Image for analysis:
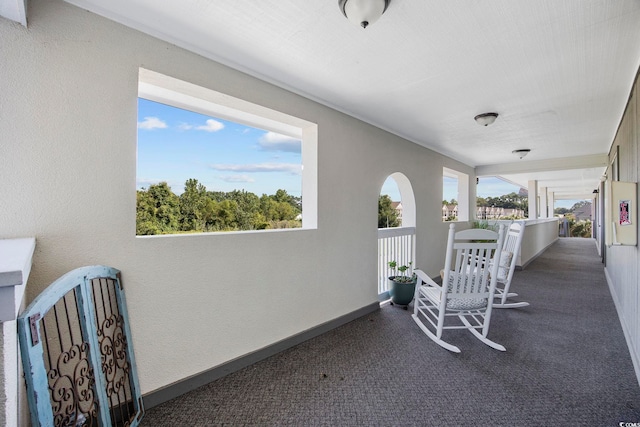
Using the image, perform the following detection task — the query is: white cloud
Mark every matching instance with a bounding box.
[219,174,255,183]
[196,119,224,132]
[176,119,223,132]
[138,117,168,130]
[258,132,301,153]
[211,163,302,175]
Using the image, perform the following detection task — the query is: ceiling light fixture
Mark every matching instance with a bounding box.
[339,0,390,29]
[512,149,531,159]
[474,112,499,126]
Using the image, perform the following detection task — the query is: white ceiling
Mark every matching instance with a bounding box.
[9,0,640,199]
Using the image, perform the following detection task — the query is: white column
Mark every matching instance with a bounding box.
[539,187,548,218]
[458,173,469,222]
[548,191,555,217]
[528,180,538,219]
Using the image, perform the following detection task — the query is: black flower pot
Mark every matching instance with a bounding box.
[388,276,417,306]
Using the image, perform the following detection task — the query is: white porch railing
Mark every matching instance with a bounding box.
[377,227,416,298]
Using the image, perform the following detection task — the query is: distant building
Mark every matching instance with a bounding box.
[573,202,592,221]
[391,201,403,225]
[477,206,526,219]
[442,204,458,220]
[445,204,526,221]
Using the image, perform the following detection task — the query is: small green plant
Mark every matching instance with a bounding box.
[470,220,500,243]
[388,261,416,283]
[472,220,498,231]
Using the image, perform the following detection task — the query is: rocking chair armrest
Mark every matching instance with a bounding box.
[414,269,440,289]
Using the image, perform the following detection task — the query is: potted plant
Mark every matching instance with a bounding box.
[472,220,498,231]
[388,261,417,308]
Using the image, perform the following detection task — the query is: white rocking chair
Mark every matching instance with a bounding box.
[491,222,529,309]
[412,223,506,353]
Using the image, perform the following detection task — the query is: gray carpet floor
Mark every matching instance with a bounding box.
[142,238,640,426]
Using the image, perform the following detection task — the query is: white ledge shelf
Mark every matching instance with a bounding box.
[0,238,36,322]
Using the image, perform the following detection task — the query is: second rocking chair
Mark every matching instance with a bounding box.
[491,221,529,308]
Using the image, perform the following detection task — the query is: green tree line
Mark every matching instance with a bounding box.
[137,179,301,235]
[380,191,531,228]
[477,192,528,211]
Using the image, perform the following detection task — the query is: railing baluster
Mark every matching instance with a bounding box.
[377,227,416,298]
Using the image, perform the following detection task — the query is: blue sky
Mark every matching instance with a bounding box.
[137,98,302,196]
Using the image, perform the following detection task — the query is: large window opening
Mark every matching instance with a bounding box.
[476,177,527,220]
[136,69,317,236]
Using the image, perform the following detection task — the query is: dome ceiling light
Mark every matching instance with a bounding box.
[474,112,499,126]
[338,0,390,29]
[512,149,531,159]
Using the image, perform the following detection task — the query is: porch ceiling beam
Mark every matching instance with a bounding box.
[475,154,608,176]
[0,0,27,26]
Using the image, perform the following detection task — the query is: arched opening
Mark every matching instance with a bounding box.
[379,173,416,228]
[378,173,417,300]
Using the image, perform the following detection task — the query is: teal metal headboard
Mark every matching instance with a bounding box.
[18,265,144,427]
